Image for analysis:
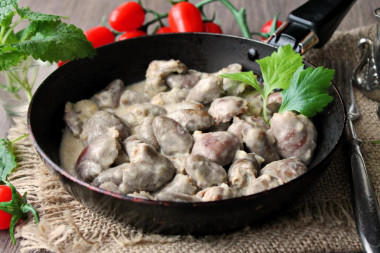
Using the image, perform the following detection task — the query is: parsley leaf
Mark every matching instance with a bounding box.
[0,138,17,182]
[279,66,335,117]
[221,44,304,123]
[220,44,335,122]
[13,21,95,63]
[0,0,96,70]
[256,44,303,98]
[1,11,15,27]
[0,50,26,70]
[0,0,17,25]
[17,7,65,22]
[220,71,263,97]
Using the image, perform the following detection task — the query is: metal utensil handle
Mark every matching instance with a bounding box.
[347,135,380,252]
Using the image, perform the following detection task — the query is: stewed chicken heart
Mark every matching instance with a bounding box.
[60,59,321,202]
[165,69,207,89]
[270,111,317,165]
[191,131,241,166]
[186,75,223,104]
[228,154,262,196]
[208,96,248,124]
[93,79,125,109]
[152,116,193,156]
[75,128,120,182]
[119,143,176,193]
[64,99,99,137]
[228,118,279,163]
[145,59,187,97]
[166,109,214,133]
[80,110,129,144]
[185,154,227,189]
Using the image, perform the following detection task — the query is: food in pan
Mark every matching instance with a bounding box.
[59,45,334,202]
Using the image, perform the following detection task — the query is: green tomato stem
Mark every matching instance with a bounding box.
[22,203,40,224]
[0,181,39,245]
[141,13,168,30]
[218,0,251,38]
[196,0,251,38]
[9,215,18,244]
[195,0,216,8]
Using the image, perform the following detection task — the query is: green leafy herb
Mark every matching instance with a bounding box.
[0,135,39,245]
[0,1,95,68]
[0,135,28,181]
[221,44,303,122]
[279,66,334,117]
[256,44,303,93]
[0,138,17,182]
[0,0,95,100]
[220,71,263,95]
[220,44,334,122]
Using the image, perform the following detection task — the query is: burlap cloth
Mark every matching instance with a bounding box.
[7,25,380,253]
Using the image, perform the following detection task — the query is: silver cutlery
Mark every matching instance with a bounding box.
[334,59,380,252]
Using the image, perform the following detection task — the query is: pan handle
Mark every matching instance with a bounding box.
[267,0,356,54]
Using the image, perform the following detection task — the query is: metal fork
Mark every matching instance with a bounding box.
[333,59,380,252]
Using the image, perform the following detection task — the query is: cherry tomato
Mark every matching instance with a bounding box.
[203,22,223,34]
[168,2,203,33]
[0,185,13,230]
[109,2,145,32]
[84,26,115,48]
[57,60,68,67]
[117,30,147,41]
[260,18,282,41]
[156,26,172,34]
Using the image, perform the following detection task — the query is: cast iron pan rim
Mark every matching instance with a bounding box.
[27,33,346,207]
[104,32,279,50]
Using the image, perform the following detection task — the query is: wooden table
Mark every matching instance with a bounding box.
[1,0,378,252]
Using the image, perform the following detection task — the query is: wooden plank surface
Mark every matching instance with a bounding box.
[1,0,378,252]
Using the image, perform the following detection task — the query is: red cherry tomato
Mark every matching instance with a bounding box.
[109,2,145,32]
[168,2,203,33]
[260,18,282,41]
[203,22,223,34]
[156,26,172,34]
[117,30,147,41]
[84,26,115,48]
[57,60,68,67]
[0,185,13,230]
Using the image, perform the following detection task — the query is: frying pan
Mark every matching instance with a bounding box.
[28,0,353,234]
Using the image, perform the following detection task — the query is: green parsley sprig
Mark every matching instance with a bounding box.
[221,44,334,123]
[0,0,95,101]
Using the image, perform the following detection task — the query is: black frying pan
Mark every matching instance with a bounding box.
[28,0,353,234]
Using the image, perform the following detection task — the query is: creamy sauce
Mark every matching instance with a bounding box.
[59,128,84,174]
[59,80,146,174]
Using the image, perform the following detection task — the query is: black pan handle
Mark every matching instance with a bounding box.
[268,0,356,53]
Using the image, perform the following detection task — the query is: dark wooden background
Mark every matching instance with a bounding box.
[1,0,378,252]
